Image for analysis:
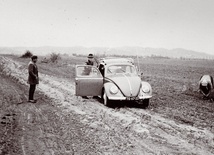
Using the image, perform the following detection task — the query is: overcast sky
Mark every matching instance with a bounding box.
[0,0,214,55]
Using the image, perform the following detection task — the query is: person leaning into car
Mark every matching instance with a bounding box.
[27,55,39,103]
[82,54,96,99]
[82,53,94,75]
[85,53,94,66]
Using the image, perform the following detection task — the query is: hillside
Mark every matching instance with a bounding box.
[0,46,213,59]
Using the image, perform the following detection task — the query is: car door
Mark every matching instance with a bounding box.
[75,65,103,96]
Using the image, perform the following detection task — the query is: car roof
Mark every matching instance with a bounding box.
[98,57,134,65]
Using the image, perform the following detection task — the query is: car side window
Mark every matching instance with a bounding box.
[76,66,102,77]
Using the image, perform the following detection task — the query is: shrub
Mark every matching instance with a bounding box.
[50,53,61,63]
[21,50,33,58]
[41,57,49,63]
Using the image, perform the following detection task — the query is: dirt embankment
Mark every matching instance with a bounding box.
[0,55,214,155]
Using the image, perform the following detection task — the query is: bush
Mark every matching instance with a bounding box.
[21,50,33,58]
[41,57,49,63]
[50,53,61,63]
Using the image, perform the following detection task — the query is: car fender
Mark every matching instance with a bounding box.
[140,81,152,98]
[103,82,124,99]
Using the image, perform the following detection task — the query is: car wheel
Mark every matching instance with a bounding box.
[138,99,149,108]
[103,90,111,107]
[142,99,149,108]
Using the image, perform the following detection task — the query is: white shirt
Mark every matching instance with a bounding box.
[199,75,212,87]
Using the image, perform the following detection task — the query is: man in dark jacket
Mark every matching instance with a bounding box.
[28,55,39,103]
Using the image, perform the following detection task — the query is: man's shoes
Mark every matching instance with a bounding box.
[82,96,88,99]
[28,100,36,103]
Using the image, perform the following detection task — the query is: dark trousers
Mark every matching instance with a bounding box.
[200,84,211,96]
[29,84,36,100]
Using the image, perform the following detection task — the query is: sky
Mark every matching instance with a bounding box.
[0,0,214,55]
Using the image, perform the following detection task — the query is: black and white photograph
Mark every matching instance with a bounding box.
[0,0,214,154]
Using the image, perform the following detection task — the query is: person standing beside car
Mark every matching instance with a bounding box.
[27,55,39,103]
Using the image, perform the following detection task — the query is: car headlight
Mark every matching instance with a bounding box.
[141,85,150,93]
[110,85,119,94]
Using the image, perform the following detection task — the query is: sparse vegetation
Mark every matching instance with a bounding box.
[41,57,49,63]
[20,50,33,58]
[150,54,170,59]
[50,52,61,63]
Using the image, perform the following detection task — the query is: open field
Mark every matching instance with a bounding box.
[140,58,214,128]
[1,54,214,154]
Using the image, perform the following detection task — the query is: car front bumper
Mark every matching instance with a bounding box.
[108,95,152,100]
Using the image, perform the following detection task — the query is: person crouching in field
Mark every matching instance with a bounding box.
[199,75,213,99]
[27,55,39,103]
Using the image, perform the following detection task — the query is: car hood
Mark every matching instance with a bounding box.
[106,74,141,97]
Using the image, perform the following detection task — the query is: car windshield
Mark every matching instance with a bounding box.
[107,65,137,75]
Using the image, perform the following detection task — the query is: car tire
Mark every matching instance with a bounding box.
[103,90,111,107]
[142,99,149,108]
[138,99,149,108]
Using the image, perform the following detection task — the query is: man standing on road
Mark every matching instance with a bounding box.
[27,55,39,103]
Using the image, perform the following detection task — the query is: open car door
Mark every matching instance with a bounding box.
[75,65,103,96]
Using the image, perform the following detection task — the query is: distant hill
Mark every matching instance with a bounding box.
[0,46,213,59]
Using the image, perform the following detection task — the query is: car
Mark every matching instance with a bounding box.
[75,57,152,107]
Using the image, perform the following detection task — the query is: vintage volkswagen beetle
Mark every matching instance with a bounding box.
[75,57,152,107]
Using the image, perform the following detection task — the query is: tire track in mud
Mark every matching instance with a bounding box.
[36,77,150,154]
[0,73,27,155]
[17,104,55,155]
[125,108,214,154]
[1,56,214,154]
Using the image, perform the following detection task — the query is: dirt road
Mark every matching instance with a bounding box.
[0,55,214,155]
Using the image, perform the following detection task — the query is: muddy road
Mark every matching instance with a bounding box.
[0,55,214,155]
